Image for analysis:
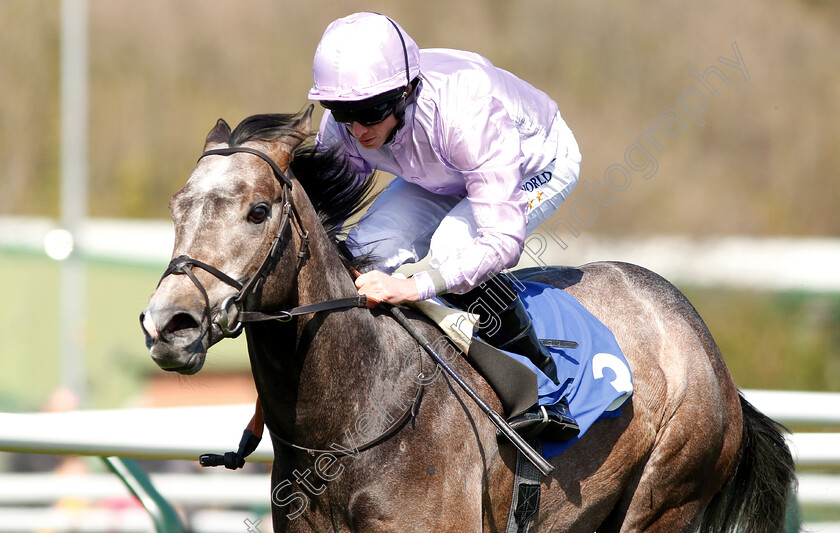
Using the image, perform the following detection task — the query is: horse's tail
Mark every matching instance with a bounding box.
[700,392,798,533]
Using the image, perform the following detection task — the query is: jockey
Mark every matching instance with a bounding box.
[309,12,582,441]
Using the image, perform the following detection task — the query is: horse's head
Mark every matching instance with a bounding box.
[139,108,313,374]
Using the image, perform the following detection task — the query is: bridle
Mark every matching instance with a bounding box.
[158,146,375,341]
[158,144,423,468]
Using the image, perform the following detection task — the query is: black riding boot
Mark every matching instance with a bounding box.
[440,275,580,441]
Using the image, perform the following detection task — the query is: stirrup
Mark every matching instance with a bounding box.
[504,401,580,442]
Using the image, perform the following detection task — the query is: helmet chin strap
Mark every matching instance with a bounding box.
[385,78,417,145]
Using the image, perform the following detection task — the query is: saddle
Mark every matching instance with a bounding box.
[406,300,540,419]
[407,297,580,438]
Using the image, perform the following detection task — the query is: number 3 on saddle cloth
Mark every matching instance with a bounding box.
[516,281,633,459]
[425,280,633,461]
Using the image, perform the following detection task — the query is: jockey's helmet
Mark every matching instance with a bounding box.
[309,13,420,124]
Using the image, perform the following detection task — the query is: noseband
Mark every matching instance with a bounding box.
[157,146,310,340]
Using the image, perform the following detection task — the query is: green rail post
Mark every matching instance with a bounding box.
[101,456,184,533]
[785,490,803,533]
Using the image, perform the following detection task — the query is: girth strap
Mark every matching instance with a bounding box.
[505,440,543,533]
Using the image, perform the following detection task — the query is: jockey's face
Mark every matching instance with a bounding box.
[346,113,399,150]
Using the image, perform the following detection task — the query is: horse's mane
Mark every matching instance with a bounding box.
[228,112,378,270]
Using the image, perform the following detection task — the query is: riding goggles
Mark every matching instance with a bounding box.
[330,100,399,126]
[321,86,407,126]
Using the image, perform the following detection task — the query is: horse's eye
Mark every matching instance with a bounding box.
[248,205,269,224]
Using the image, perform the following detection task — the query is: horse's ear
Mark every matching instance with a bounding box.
[272,106,314,166]
[293,105,314,139]
[203,118,231,152]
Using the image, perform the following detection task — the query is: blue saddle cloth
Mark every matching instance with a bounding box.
[504,281,633,460]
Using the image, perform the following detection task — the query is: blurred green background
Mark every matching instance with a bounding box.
[0,0,839,411]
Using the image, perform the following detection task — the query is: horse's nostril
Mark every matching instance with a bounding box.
[162,312,201,339]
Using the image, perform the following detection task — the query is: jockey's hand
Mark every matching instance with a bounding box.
[355,270,419,305]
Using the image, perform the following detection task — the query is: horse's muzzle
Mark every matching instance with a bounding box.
[140,307,209,374]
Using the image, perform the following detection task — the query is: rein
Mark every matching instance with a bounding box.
[199,261,424,467]
[265,370,425,458]
[201,374,424,468]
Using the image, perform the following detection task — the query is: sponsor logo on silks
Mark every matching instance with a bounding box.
[521,170,553,193]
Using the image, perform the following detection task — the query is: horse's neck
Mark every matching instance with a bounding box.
[247,203,416,447]
[287,182,358,304]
